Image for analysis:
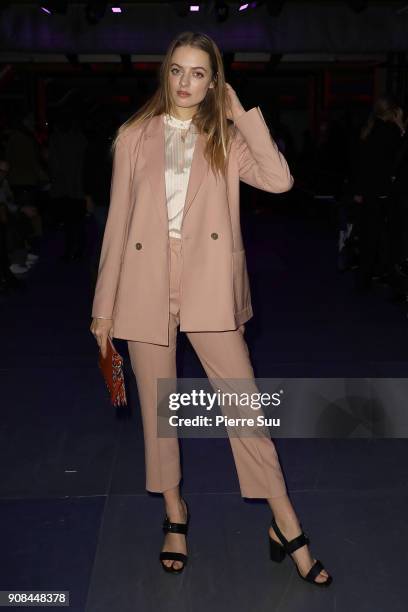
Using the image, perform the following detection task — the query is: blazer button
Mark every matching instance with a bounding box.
[211,232,218,240]
[135,242,142,250]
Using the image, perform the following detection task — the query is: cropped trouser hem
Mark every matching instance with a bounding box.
[146,477,182,494]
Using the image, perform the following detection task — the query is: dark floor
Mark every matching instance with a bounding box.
[1,198,407,611]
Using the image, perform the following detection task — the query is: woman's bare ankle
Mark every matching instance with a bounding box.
[163,488,186,520]
[271,513,302,540]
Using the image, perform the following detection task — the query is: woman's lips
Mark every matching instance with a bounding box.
[177,91,191,97]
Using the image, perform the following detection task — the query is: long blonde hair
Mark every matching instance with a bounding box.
[111,31,233,178]
[361,94,400,141]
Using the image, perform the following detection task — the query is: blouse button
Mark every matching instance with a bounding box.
[211,232,218,240]
[135,242,142,250]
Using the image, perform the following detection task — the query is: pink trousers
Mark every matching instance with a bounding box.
[127,236,288,498]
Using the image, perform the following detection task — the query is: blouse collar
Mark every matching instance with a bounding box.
[164,113,193,130]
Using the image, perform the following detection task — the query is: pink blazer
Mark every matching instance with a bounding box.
[91,106,294,345]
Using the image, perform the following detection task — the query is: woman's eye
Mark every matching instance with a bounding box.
[170,68,204,78]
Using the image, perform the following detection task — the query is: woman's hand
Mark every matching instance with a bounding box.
[90,317,113,359]
[225,83,246,123]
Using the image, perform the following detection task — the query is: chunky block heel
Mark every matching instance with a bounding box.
[269,535,286,562]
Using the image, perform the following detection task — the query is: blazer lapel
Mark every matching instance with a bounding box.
[182,131,207,224]
[144,113,207,231]
[144,115,168,230]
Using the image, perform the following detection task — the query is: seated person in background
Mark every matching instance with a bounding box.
[0,159,41,274]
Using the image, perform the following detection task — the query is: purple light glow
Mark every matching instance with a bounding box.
[190,5,200,11]
[40,6,52,14]
[239,3,249,11]
[112,6,122,13]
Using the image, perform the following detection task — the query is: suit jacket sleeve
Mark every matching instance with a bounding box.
[91,133,133,319]
[232,106,294,193]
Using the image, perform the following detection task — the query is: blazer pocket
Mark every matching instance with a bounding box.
[232,249,251,314]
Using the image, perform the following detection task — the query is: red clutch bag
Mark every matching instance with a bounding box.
[98,336,127,406]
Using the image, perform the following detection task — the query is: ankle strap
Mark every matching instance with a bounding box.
[270,517,310,553]
[285,532,310,554]
[163,517,189,535]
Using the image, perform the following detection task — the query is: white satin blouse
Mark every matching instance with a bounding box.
[163,112,198,239]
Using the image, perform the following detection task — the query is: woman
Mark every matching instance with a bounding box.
[90,31,332,586]
[353,94,405,289]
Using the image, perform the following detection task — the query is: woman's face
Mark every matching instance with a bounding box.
[168,45,215,115]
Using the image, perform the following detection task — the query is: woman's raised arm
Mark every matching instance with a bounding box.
[232,106,294,194]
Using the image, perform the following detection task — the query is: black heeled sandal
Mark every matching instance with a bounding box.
[159,499,190,574]
[269,516,333,587]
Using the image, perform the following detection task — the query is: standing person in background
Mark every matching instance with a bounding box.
[48,112,88,261]
[352,94,405,290]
